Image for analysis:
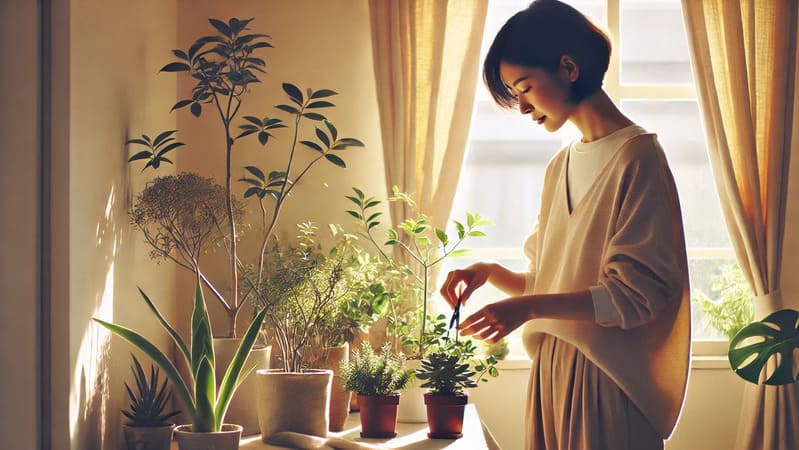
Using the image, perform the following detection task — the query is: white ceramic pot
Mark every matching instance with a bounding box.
[173,424,242,450]
[396,359,427,423]
[255,369,333,441]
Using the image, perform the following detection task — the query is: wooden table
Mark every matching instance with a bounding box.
[170,404,496,449]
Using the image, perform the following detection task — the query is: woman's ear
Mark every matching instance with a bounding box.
[560,55,579,82]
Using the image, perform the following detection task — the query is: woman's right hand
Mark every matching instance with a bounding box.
[439,262,496,309]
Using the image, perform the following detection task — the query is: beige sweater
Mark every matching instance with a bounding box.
[521,133,691,438]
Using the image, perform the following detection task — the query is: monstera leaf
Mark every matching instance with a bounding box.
[728,309,799,385]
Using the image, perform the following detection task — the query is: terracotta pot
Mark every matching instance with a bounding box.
[173,424,242,450]
[357,394,400,438]
[424,392,468,439]
[396,359,426,423]
[306,343,351,432]
[122,424,174,450]
[255,369,333,441]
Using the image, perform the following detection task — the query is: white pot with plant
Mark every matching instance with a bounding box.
[95,281,267,450]
[345,186,491,421]
[125,15,364,434]
[121,354,180,450]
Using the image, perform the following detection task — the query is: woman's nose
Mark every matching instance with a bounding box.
[519,100,533,115]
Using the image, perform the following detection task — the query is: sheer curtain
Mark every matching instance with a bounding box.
[368,0,488,272]
[681,1,799,448]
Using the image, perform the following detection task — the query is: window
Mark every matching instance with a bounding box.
[439,0,735,357]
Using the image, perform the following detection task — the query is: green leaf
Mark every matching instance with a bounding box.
[258,131,270,146]
[171,99,193,112]
[728,309,799,385]
[300,140,323,153]
[345,210,362,220]
[276,104,299,115]
[126,138,150,146]
[215,307,268,429]
[310,89,338,99]
[448,249,472,258]
[208,18,232,37]
[307,101,335,109]
[282,83,303,105]
[243,115,262,126]
[435,228,448,246]
[190,281,214,378]
[244,165,266,182]
[194,356,216,432]
[324,120,338,141]
[302,112,326,121]
[160,62,191,73]
[136,287,191,369]
[190,102,202,117]
[325,153,346,168]
[157,141,185,156]
[315,128,330,148]
[467,230,487,237]
[128,150,152,162]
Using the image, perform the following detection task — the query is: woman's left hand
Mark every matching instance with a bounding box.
[458,296,535,343]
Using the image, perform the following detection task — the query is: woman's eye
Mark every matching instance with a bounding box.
[520,87,531,94]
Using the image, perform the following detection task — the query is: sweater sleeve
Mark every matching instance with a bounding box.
[522,224,538,295]
[595,146,687,329]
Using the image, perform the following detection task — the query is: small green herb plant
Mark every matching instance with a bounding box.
[123,354,180,427]
[346,186,491,358]
[340,342,413,396]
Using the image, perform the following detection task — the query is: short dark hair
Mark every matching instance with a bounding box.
[483,0,612,108]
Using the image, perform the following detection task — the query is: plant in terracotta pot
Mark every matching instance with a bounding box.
[121,354,180,450]
[94,280,267,450]
[340,342,413,438]
[125,15,364,433]
[346,187,491,422]
[415,337,498,439]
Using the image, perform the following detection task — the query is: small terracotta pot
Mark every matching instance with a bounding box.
[357,394,400,438]
[122,424,174,450]
[173,424,242,450]
[424,392,468,439]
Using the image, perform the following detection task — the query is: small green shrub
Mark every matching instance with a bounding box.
[122,354,180,427]
[693,263,754,340]
[340,342,413,396]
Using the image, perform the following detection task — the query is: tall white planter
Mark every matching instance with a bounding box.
[255,369,333,442]
[396,359,426,423]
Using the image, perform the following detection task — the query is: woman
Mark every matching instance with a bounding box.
[439,1,691,449]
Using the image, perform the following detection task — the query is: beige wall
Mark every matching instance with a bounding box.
[173,0,386,337]
[0,1,41,449]
[66,0,177,449]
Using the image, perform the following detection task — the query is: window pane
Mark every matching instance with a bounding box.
[620,100,731,248]
[619,0,694,84]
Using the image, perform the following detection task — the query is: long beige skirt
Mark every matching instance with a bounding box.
[525,334,663,450]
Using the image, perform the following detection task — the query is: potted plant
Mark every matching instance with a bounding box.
[126,15,364,432]
[415,338,498,439]
[340,342,413,438]
[94,280,267,450]
[254,223,354,440]
[121,354,180,450]
[346,186,491,421]
[692,263,754,340]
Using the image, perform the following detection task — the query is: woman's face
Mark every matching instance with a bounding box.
[499,60,575,132]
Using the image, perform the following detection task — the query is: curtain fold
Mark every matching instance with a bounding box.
[368,0,488,295]
[681,1,799,448]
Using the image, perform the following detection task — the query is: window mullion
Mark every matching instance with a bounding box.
[605,0,621,102]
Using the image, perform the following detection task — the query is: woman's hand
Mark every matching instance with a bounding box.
[458,296,535,343]
[439,262,497,309]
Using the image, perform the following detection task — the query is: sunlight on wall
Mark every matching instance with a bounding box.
[69,187,119,444]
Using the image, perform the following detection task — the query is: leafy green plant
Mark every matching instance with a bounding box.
[126,17,365,338]
[258,223,356,372]
[122,354,180,427]
[94,280,267,432]
[415,330,499,396]
[728,309,799,385]
[693,263,754,340]
[345,186,491,357]
[340,342,413,396]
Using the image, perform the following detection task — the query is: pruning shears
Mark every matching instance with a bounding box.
[445,295,463,343]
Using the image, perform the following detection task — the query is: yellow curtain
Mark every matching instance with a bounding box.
[368,0,488,265]
[681,1,799,448]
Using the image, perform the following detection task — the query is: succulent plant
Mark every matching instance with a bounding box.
[122,354,180,427]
